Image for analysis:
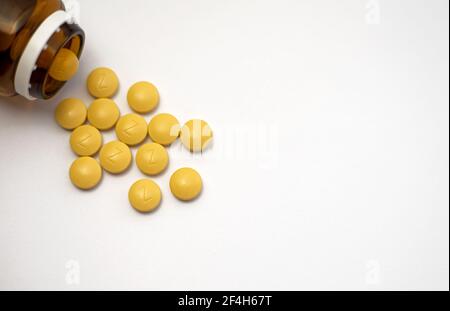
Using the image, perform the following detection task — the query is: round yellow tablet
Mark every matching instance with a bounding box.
[87,67,119,98]
[87,98,120,130]
[69,157,102,190]
[115,113,148,146]
[99,140,132,174]
[70,125,102,156]
[128,179,162,213]
[136,143,169,176]
[127,81,159,113]
[148,113,180,145]
[180,119,213,152]
[55,98,87,130]
[48,48,79,81]
[169,167,203,201]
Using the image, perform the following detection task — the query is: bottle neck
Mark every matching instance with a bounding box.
[14,11,85,100]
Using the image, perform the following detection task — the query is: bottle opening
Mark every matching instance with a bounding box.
[30,22,84,99]
[0,0,85,100]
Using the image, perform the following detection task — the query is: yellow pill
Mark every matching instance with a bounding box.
[55,98,87,130]
[136,143,169,176]
[115,113,148,146]
[69,157,102,190]
[48,48,79,81]
[148,113,180,145]
[70,125,102,156]
[127,81,159,113]
[128,179,162,213]
[87,98,120,130]
[180,119,213,152]
[87,67,119,98]
[169,167,203,201]
[99,141,132,174]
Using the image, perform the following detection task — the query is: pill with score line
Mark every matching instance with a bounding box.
[115,113,148,146]
[99,140,132,174]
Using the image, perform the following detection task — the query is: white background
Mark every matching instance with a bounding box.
[0,0,448,290]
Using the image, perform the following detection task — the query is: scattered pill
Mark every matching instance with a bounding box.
[55,98,87,130]
[87,67,119,98]
[180,119,213,152]
[99,140,132,174]
[48,48,79,81]
[148,113,180,145]
[57,68,211,211]
[127,81,159,113]
[69,157,102,190]
[169,167,203,201]
[87,98,120,130]
[136,143,169,176]
[128,179,162,213]
[115,113,148,146]
[70,125,102,156]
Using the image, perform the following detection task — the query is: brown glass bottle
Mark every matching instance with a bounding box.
[0,0,84,100]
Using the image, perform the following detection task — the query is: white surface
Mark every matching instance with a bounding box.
[14,10,72,100]
[0,0,448,290]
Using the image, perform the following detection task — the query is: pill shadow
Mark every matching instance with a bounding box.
[141,161,170,178]
[130,195,164,215]
[102,158,134,176]
[0,94,55,116]
[128,136,152,149]
[172,186,204,205]
[71,172,104,192]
